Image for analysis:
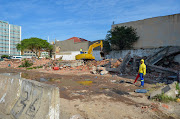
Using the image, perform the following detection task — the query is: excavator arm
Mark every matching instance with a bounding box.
[88,40,103,54]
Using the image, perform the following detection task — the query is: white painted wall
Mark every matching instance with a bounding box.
[56,51,80,60]
[56,50,103,61]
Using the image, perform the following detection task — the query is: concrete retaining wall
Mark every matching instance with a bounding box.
[0,74,60,119]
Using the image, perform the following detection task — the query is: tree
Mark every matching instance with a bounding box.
[1,55,9,58]
[16,37,53,58]
[16,43,26,55]
[102,40,111,54]
[106,26,139,50]
[45,44,54,57]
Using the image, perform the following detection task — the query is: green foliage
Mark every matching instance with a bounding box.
[26,66,43,70]
[106,26,139,50]
[45,56,51,59]
[103,40,111,53]
[152,93,176,103]
[176,82,180,97]
[1,55,9,58]
[19,60,33,67]
[176,82,180,90]
[45,44,54,57]
[16,37,53,58]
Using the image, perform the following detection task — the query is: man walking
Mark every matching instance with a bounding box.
[138,59,146,87]
[134,59,146,87]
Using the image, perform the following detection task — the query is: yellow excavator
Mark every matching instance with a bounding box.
[75,40,104,60]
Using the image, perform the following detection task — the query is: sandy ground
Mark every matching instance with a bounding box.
[0,68,180,119]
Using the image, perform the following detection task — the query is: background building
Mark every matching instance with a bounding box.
[112,14,180,49]
[54,37,89,60]
[23,50,36,56]
[54,37,103,60]
[0,20,21,56]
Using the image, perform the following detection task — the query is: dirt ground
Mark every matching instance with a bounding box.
[0,68,180,119]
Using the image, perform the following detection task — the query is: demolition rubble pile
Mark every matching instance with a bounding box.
[87,46,180,82]
[0,58,21,68]
[0,47,179,81]
[42,58,123,74]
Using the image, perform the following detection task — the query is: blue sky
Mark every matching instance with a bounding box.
[0,0,179,42]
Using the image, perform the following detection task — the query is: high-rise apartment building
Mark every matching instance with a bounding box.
[0,20,21,56]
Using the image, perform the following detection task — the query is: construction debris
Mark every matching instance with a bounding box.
[150,81,178,99]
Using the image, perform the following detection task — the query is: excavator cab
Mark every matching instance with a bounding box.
[81,51,88,54]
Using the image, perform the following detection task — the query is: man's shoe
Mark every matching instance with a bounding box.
[139,85,144,88]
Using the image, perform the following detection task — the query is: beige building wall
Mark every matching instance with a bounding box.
[112,14,180,49]
[55,40,89,55]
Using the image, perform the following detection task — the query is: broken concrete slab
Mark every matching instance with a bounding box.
[106,51,131,74]
[97,66,106,71]
[148,64,178,74]
[100,71,108,75]
[146,46,170,65]
[150,81,178,99]
[146,46,180,65]
[118,51,131,74]
[0,74,60,119]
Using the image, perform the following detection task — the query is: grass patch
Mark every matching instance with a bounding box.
[152,93,177,103]
[145,83,165,97]
[19,60,33,67]
[26,66,43,70]
[176,82,180,97]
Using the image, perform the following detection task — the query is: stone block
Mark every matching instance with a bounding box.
[150,81,177,99]
[100,71,108,75]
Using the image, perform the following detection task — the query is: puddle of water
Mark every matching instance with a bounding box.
[77,81,93,85]
[49,78,61,82]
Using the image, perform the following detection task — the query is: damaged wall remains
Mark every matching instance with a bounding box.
[105,48,163,59]
[112,14,180,49]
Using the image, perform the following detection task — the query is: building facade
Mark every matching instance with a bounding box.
[0,20,21,56]
[54,37,90,60]
[112,14,180,49]
[54,37,103,60]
